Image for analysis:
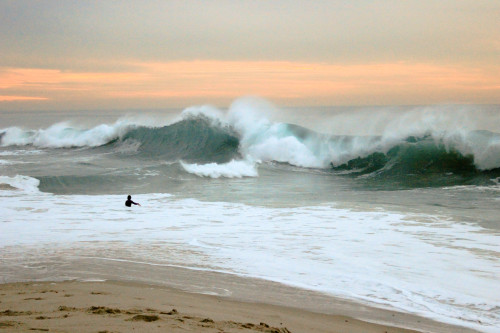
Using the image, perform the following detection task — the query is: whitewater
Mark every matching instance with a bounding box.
[1,99,499,332]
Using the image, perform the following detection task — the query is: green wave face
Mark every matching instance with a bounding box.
[331,135,500,188]
[120,116,241,163]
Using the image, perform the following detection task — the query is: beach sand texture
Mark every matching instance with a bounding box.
[0,280,428,333]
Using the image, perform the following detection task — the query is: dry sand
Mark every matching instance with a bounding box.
[0,280,477,333]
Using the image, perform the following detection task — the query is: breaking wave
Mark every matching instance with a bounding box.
[1,99,500,185]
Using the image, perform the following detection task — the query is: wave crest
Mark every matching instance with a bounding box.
[2,99,500,187]
[0,121,132,148]
[181,160,258,178]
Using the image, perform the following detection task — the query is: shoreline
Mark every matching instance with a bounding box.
[0,257,481,333]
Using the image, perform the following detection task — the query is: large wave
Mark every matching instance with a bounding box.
[0,112,240,164]
[118,115,240,163]
[2,99,500,185]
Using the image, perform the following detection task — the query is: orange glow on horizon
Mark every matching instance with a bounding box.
[0,95,49,102]
[1,61,499,107]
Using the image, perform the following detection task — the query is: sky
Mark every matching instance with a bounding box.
[0,0,499,110]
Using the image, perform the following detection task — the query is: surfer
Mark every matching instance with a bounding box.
[125,195,141,207]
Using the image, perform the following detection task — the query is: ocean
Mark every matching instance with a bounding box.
[1,99,499,332]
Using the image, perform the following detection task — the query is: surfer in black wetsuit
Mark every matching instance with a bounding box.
[125,195,141,207]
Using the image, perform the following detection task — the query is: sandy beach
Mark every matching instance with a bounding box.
[0,279,479,333]
[0,254,482,333]
[0,280,422,333]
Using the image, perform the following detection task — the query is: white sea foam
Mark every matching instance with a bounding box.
[225,99,326,168]
[0,149,44,156]
[245,133,322,168]
[0,159,32,166]
[0,151,18,156]
[0,120,132,148]
[0,175,41,194]
[181,160,258,178]
[0,183,498,332]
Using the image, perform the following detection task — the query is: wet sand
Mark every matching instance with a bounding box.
[0,280,419,333]
[0,279,479,333]
[0,256,481,333]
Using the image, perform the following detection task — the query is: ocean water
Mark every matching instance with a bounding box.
[1,99,499,332]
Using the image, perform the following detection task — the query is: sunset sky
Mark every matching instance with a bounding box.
[1,1,499,110]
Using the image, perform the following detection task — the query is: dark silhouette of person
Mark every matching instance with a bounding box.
[125,195,141,207]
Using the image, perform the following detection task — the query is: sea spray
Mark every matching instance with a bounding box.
[227,99,328,168]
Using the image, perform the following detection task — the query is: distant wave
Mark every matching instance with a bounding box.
[0,121,131,148]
